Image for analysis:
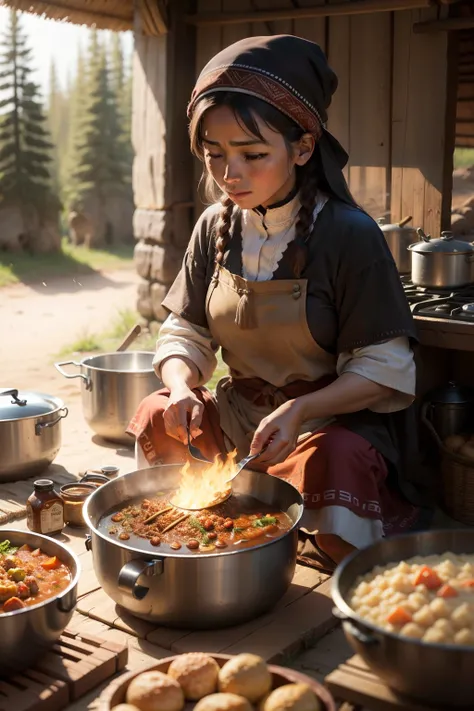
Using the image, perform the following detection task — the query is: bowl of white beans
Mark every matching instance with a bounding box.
[332,529,474,707]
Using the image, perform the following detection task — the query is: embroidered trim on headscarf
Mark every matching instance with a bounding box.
[188,66,323,138]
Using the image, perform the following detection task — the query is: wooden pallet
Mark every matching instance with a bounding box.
[325,655,453,711]
[0,628,128,711]
[77,565,336,662]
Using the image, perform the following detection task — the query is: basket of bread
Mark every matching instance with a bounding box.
[422,403,474,525]
[98,652,336,711]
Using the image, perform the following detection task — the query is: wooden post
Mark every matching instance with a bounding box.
[132,0,197,325]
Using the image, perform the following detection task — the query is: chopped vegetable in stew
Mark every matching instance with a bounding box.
[0,541,71,613]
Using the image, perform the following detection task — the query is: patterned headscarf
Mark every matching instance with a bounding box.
[188,35,355,205]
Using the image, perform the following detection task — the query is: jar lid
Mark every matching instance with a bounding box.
[0,389,61,421]
[60,483,96,501]
[428,381,474,404]
[34,479,54,492]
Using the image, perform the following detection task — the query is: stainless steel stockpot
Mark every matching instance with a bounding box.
[55,351,160,445]
[83,464,304,629]
[0,388,68,482]
[408,230,474,288]
[0,529,80,676]
[332,529,474,707]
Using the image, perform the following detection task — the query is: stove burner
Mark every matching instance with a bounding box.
[402,278,474,322]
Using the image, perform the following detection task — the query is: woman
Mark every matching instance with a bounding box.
[128,35,420,567]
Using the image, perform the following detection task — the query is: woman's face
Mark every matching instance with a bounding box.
[201,105,314,209]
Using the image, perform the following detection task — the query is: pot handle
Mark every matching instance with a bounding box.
[35,407,68,436]
[420,402,444,448]
[118,558,164,600]
[0,389,27,406]
[54,361,90,387]
[332,608,379,647]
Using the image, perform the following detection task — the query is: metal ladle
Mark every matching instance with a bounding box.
[170,429,269,510]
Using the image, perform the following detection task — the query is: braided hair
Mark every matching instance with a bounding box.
[214,195,234,268]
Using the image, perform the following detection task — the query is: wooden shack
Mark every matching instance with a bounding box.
[7,0,473,324]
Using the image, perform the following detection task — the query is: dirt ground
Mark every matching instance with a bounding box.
[1,267,143,478]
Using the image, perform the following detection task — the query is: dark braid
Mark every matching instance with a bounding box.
[292,159,321,278]
[214,196,234,267]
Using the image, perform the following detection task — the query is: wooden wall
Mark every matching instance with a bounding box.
[194,1,454,236]
[456,30,474,149]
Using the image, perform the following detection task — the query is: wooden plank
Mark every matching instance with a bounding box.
[390,7,449,235]
[327,14,351,180]
[222,579,337,662]
[294,0,327,57]
[326,655,444,711]
[0,629,128,711]
[348,12,391,219]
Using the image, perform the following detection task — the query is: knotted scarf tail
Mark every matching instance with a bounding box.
[235,289,256,329]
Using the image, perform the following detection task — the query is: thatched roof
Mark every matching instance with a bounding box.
[2,0,168,34]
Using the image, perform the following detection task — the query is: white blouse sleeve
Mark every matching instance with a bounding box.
[336,336,416,413]
[153,313,219,386]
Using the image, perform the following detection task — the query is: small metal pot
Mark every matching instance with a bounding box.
[408,230,474,288]
[332,529,474,707]
[421,381,474,441]
[83,465,303,628]
[55,352,160,446]
[0,529,80,676]
[376,215,418,273]
[0,388,68,482]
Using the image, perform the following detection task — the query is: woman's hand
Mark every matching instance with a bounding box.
[163,386,204,444]
[249,399,304,466]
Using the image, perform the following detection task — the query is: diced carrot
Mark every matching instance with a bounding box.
[3,596,25,612]
[460,579,474,589]
[40,556,60,570]
[437,583,458,598]
[413,565,442,590]
[386,606,413,626]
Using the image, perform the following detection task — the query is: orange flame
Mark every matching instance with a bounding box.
[172,450,238,510]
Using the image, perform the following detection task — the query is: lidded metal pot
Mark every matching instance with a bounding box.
[408,229,474,288]
[376,215,418,273]
[422,381,474,441]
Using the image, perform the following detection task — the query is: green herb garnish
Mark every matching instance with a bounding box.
[189,517,210,545]
[0,540,18,555]
[252,516,277,528]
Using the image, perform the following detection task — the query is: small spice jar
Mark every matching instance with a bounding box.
[26,479,64,536]
[80,472,110,487]
[59,483,96,527]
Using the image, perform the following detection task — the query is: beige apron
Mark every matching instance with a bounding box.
[205,264,337,458]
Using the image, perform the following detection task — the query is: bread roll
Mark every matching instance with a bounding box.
[218,653,272,703]
[126,670,184,711]
[194,692,253,711]
[168,652,219,699]
[444,434,468,452]
[260,683,321,711]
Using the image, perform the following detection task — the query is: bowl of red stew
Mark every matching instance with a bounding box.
[0,529,81,676]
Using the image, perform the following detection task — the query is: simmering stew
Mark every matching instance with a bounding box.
[0,540,71,613]
[99,492,293,554]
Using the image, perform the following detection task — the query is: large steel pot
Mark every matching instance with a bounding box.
[376,215,418,273]
[0,388,68,482]
[83,465,304,629]
[0,529,80,676]
[55,352,160,446]
[408,230,474,288]
[332,529,474,707]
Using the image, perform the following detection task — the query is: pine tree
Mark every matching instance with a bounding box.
[0,10,55,210]
[109,34,133,182]
[68,29,128,210]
